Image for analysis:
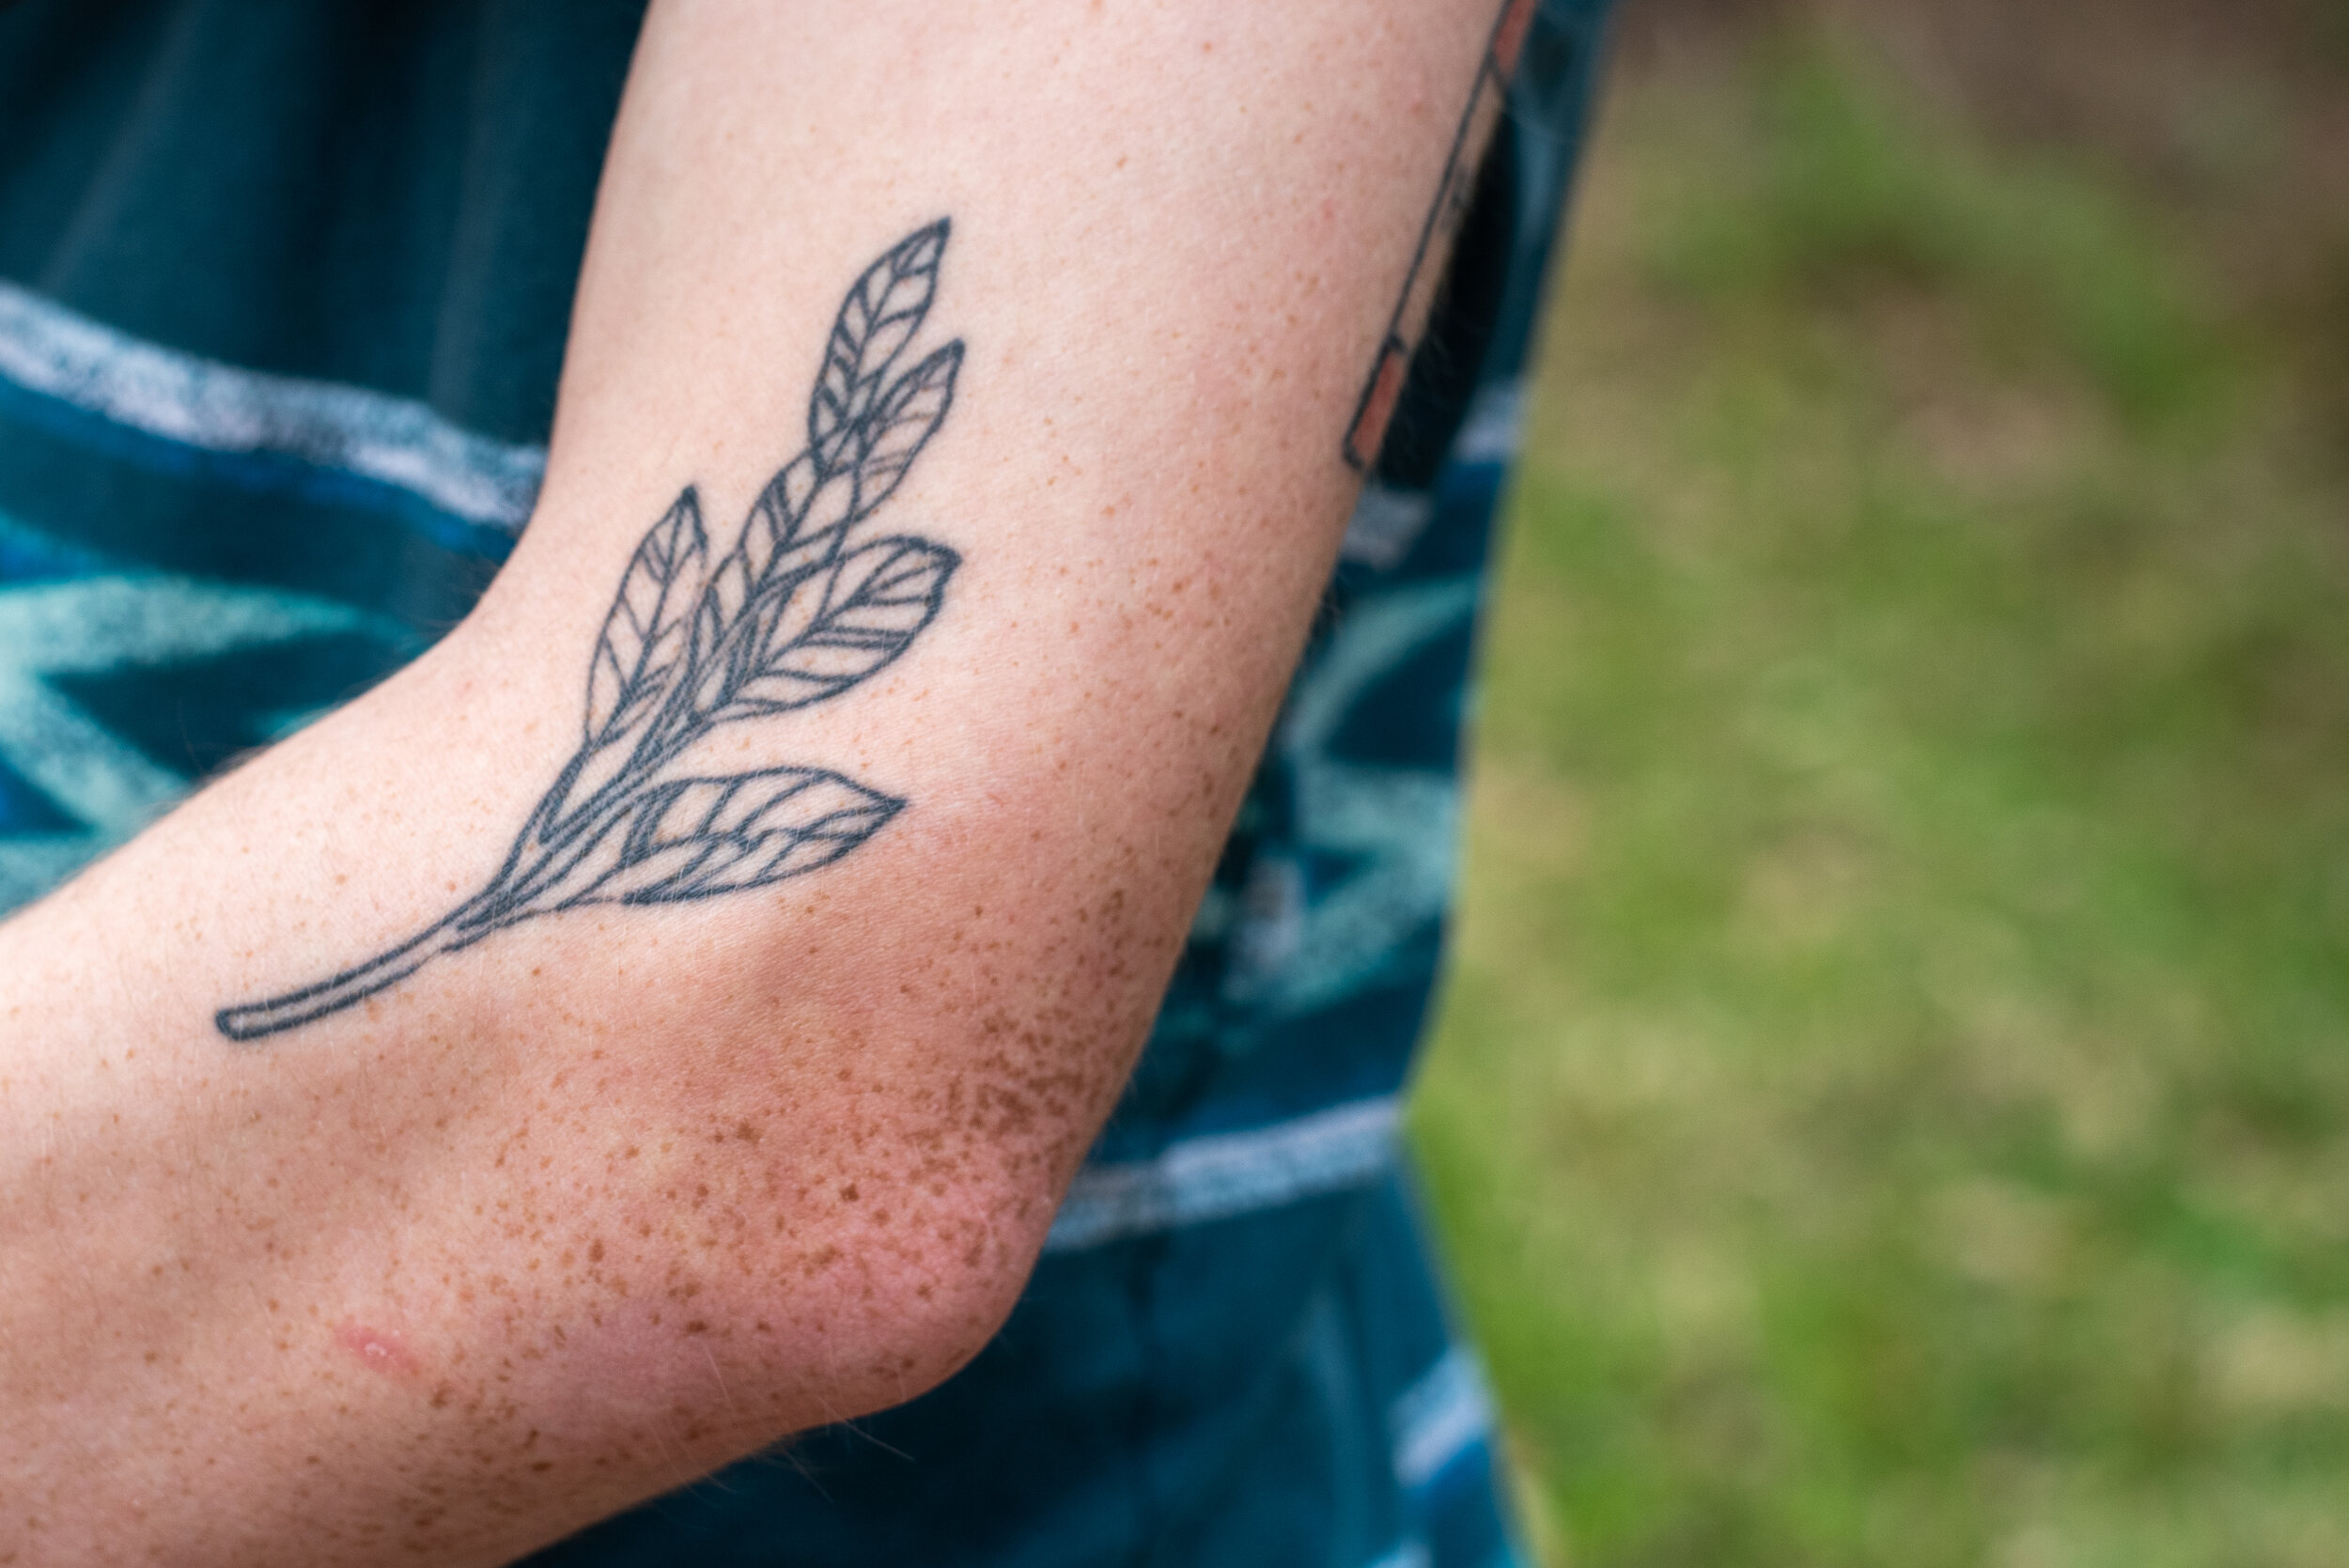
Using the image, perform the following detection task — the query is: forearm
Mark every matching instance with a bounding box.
[3,613,1110,1556]
[0,0,1506,1560]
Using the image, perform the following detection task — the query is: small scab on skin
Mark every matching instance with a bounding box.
[334,1320,424,1377]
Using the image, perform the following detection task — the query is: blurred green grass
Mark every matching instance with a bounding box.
[1409,13,2349,1567]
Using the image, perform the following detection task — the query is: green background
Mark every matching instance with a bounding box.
[1411,2,2349,1562]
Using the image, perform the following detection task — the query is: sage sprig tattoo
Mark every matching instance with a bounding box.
[217,222,965,1042]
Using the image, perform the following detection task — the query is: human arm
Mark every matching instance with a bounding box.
[0,2,1512,1560]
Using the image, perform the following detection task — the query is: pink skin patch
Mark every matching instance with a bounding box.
[1491,0,1540,81]
[334,1320,423,1377]
[1346,343,1410,469]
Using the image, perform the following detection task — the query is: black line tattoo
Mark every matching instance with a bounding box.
[1343,0,1537,470]
[217,222,965,1041]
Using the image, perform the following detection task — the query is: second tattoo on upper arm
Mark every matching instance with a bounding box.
[1343,0,1536,470]
[216,222,965,1042]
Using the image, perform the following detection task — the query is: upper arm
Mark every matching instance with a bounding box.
[418,0,1509,1362]
[0,3,1517,1560]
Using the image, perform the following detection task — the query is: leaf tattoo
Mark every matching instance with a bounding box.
[217,222,964,1042]
[586,487,708,747]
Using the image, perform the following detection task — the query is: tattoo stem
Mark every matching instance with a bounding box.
[215,908,482,1040]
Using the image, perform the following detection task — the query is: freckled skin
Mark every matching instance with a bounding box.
[0,0,1504,1560]
[199,822,1202,1560]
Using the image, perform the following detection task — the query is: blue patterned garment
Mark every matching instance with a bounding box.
[0,2,1613,1562]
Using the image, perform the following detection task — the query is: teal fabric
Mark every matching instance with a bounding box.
[0,2,1613,1561]
[0,0,643,443]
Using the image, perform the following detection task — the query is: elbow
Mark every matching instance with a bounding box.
[555,937,1141,1433]
[509,1014,1091,1446]
[417,856,1159,1452]
[565,1164,1053,1444]
[734,1166,1055,1425]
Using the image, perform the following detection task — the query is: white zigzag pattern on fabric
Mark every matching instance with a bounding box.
[1450,380,1527,467]
[0,574,387,908]
[1043,1096,1400,1252]
[1390,1344,1497,1491]
[0,281,544,529]
[1224,577,1481,1021]
[1359,1347,1503,1568]
[1364,1540,1434,1568]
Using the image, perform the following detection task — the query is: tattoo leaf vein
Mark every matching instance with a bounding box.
[216,221,964,1042]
